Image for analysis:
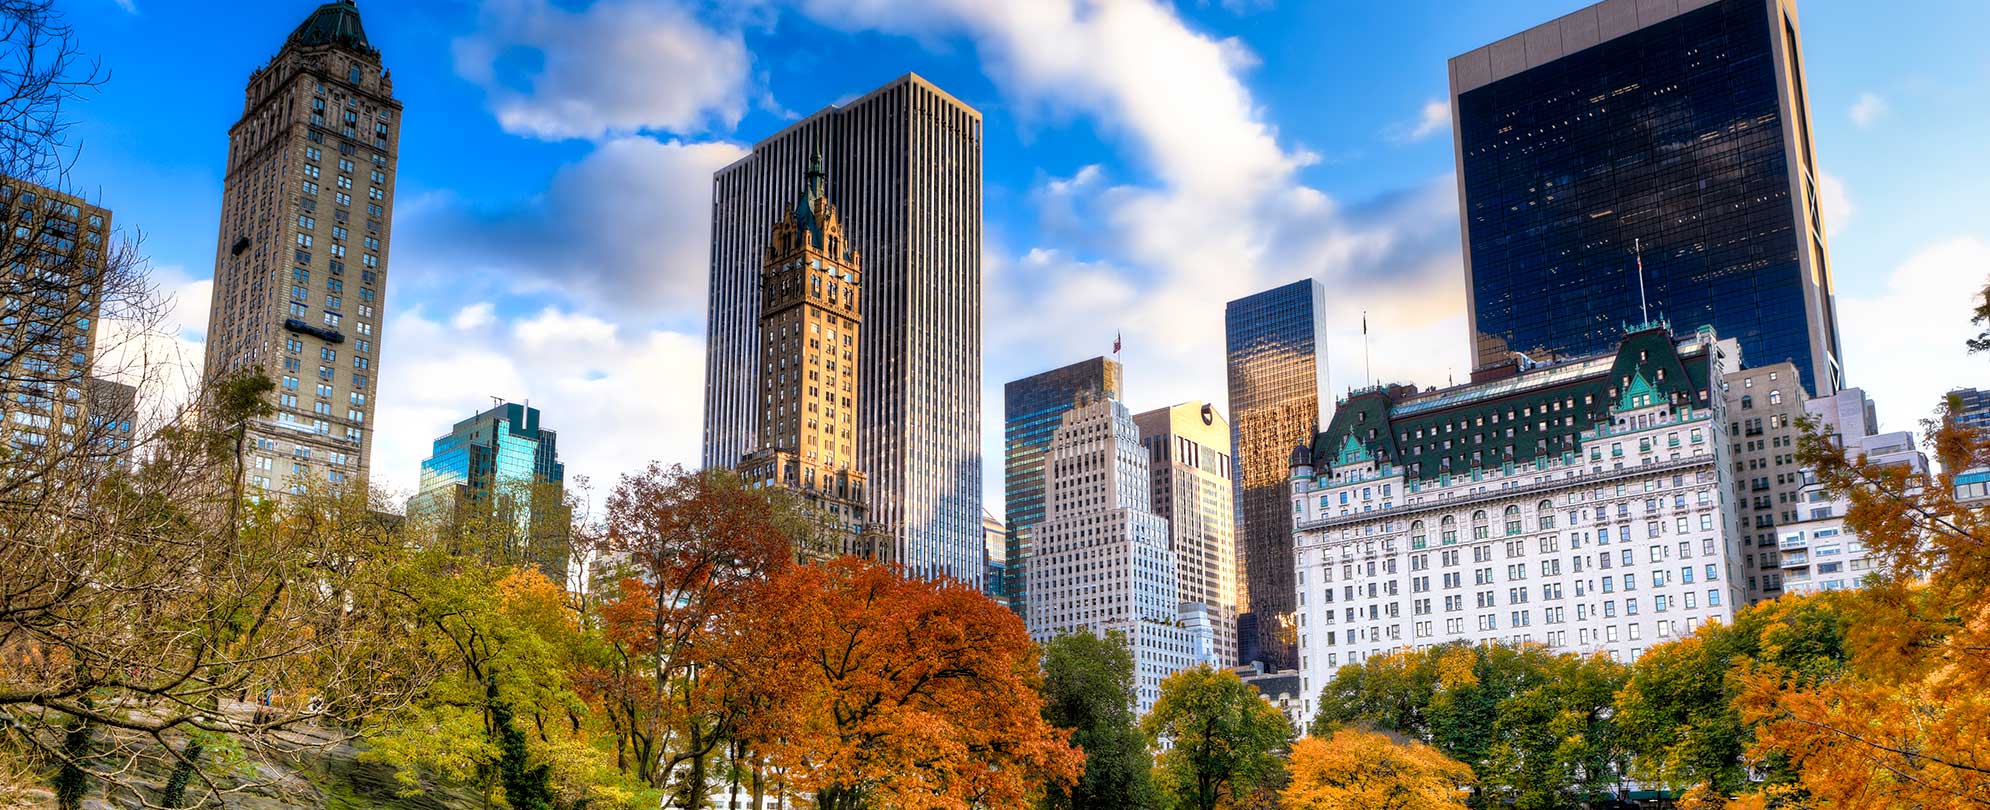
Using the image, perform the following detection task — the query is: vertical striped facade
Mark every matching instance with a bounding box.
[703,74,984,586]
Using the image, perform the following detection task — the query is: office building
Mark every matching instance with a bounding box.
[734,155,889,564]
[1289,325,1745,726]
[1450,0,1842,397]
[410,401,568,580]
[1134,401,1242,665]
[1949,387,1990,434]
[702,73,983,585]
[1002,357,1123,618]
[1773,387,1926,594]
[203,0,398,493]
[1721,362,1809,601]
[982,510,1007,601]
[1225,279,1329,670]
[86,378,138,468]
[1027,397,1217,714]
[0,179,111,460]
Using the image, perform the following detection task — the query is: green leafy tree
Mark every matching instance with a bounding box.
[1144,666,1292,810]
[1616,593,1849,799]
[1312,643,1628,809]
[1039,629,1157,810]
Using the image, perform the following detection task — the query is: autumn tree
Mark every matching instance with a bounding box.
[591,464,799,806]
[1722,378,1990,807]
[1282,729,1473,810]
[737,557,1082,809]
[1144,665,1292,810]
[1615,593,1848,800]
[1311,643,1628,809]
[1038,628,1157,810]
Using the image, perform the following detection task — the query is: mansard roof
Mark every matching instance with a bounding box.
[288,0,375,56]
[1310,325,1717,483]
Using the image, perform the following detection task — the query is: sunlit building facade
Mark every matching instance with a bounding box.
[0,179,111,460]
[1134,401,1242,666]
[1027,397,1217,714]
[1290,325,1747,726]
[703,73,983,585]
[734,154,890,564]
[203,0,398,493]
[1450,0,1842,397]
[1002,356,1122,618]
[1225,279,1329,669]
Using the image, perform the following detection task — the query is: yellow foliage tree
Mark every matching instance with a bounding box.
[1281,729,1473,810]
[1729,368,1990,805]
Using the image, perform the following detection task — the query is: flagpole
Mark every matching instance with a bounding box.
[1635,237,1650,325]
[1362,309,1372,389]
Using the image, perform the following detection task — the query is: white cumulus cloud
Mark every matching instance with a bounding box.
[1391,99,1451,143]
[395,137,748,320]
[1837,237,1990,447]
[1849,92,1888,128]
[371,306,707,506]
[454,0,752,141]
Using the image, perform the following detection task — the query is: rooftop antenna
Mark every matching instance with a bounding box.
[1634,237,1650,325]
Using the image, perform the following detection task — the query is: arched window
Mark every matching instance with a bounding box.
[1538,500,1556,530]
[1441,515,1458,546]
[1410,520,1427,549]
[1769,390,1782,405]
[1471,510,1489,540]
[1504,505,1523,536]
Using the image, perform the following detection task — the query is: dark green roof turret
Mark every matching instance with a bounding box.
[288,0,375,56]
[792,149,829,247]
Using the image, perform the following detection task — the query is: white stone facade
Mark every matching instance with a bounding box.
[1027,398,1216,714]
[1289,331,1748,727]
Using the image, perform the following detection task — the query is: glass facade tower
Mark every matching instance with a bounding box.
[1449,0,1841,398]
[1002,356,1122,619]
[703,73,983,586]
[1225,279,1329,670]
[410,402,568,580]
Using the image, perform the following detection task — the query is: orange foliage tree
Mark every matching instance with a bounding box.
[590,464,798,806]
[1282,728,1473,810]
[1728,390,1990,806]
[733,557,1082,809]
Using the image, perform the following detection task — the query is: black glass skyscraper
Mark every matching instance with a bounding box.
[1450,0,1841,397]
[1002,357,1122,620]
[1225,279,1327,671]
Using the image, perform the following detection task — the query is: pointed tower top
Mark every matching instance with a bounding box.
[288,0,376,56]
[805,148,827,199]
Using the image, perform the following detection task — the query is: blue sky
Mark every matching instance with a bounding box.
[70,0,1990,508]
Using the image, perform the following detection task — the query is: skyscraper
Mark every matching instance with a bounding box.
[1225,279,1329,670]
[703,73,982,585]
[1134,401,1241,665]
[1450,0,1841,397]
[203,0,398,493]
[1002,357,1123,618]
[733,154,889,563]
[409,401,568,581]
[982,510,1007,601]
[0,179,111,460]
[1027,397,1216,714]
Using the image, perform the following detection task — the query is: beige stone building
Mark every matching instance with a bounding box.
[1720,362,1808,601]
[1134,401,1242,665]
[202,0,398,493]
[736,154,887,563]
[0,178,113,460]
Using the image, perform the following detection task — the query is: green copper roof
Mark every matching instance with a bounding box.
[791,150,829,247]
[1309,326,1715,483]
[288,0,374,55]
